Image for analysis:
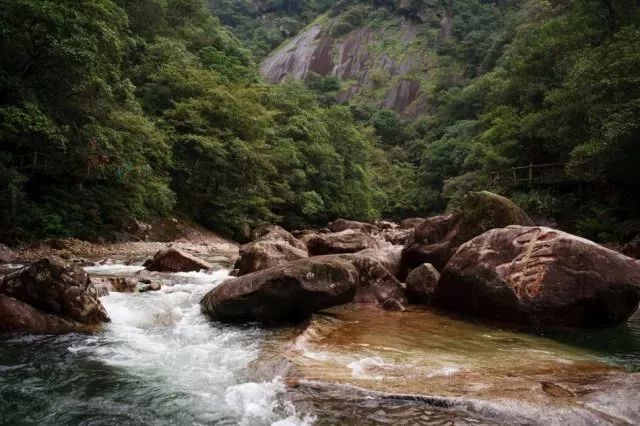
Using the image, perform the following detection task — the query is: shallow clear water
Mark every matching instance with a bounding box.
[1,262,639,425]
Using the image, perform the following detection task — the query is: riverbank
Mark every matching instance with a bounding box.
[12,218,239,265]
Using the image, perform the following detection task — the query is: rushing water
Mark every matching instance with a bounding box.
[1,261,639,425]
[0,266,311,425]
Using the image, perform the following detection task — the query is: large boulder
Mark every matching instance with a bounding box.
[234,226,308,275]
[201,257,358,323]
[306,230,380,256]
[250,225,307,251]
[329,218,378,234]
[431,226,640,328]
[402,192,534,271]
[380,228,412,246]
[0,295,92,334]
[356,246,404,279]
[406,263,440,305]
[0,243,18,264]
[235,239,308,276]
[337,253,406,306]
[145,247,212,273]
[0,258,110,333]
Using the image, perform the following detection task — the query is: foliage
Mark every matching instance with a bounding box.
[0,0,382,242]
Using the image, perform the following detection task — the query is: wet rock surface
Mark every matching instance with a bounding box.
[201,256,358,323]
[0,257,110,333]
[432,225,640,328]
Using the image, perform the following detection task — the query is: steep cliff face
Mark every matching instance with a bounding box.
[260,8,451,115]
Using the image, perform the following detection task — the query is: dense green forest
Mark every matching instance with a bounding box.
[0,0,385,242]
[1,0,639,243]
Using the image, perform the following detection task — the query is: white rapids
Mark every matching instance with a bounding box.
[89,268,313,425]
[0,266,313,425]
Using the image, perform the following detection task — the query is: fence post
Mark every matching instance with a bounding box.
[529,162,533,189]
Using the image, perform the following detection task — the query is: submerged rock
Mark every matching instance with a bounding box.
[201,257,358,323]
[307,230,380,256]
[0,257,110,333]
[406,263,440,305]
[144,247,212,273]
[402,191,533,271]
[234,227,308,276]
[432,226,640,328]
[381,297,405,311]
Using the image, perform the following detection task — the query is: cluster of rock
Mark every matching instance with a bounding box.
[0,242,218,334]
[2,190,639,333]
[201,191,640,328]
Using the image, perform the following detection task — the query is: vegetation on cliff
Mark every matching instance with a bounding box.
[216,0,640,241]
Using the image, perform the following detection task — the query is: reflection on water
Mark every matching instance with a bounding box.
[278,305,640,423]
[543,310,640,371]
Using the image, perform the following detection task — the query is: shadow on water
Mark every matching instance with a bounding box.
[541,310,640,371]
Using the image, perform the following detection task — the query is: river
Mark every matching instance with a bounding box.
[0,261,639,425]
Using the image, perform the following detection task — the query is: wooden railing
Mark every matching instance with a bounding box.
[13,152,49,172]
[491,163,567,187]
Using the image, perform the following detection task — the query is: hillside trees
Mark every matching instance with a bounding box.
[0,0,383,242]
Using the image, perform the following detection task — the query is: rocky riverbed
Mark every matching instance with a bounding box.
[1,192,640,424]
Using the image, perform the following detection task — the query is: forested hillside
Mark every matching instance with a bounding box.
[213,0,640,242]
[1,0,639,244]
[0,0,389,242]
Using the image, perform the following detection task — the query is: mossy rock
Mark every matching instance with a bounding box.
[452,191,534,246]
[402,191,533,271]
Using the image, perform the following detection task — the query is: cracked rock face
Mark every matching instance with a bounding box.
[431,225,640,328]
[260,21,426,115]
